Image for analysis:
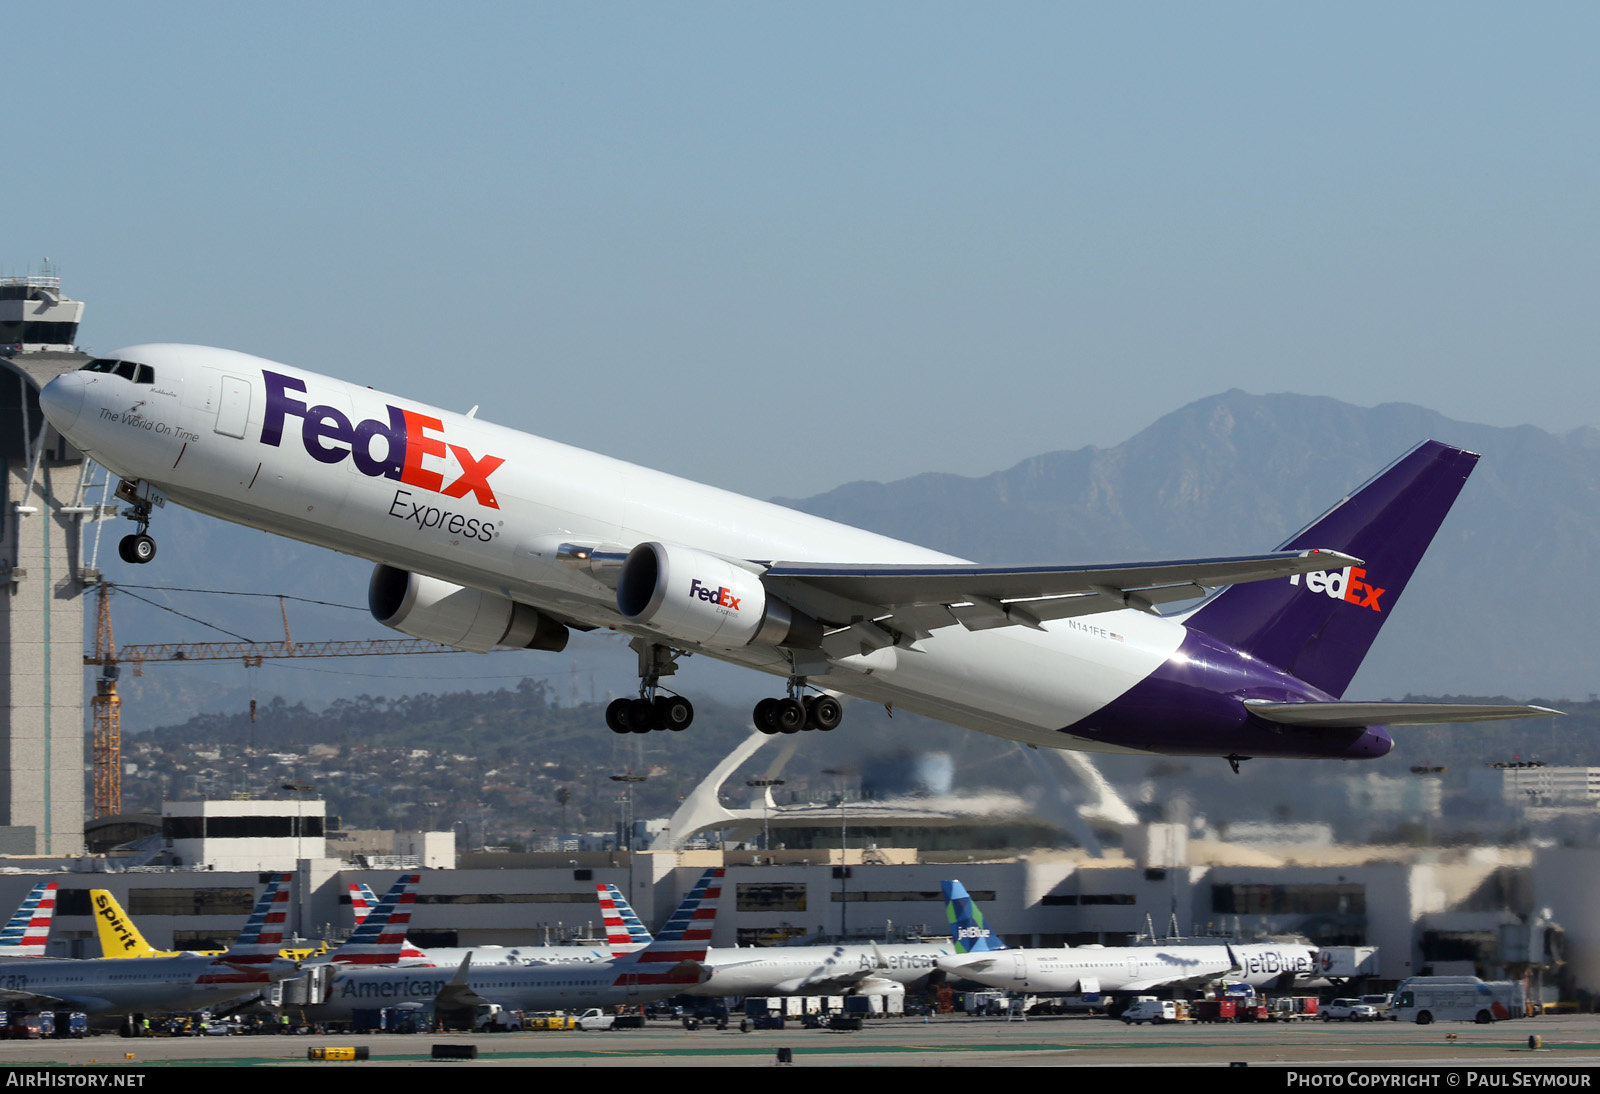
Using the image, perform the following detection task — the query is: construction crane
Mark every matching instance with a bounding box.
[84,582,465,818]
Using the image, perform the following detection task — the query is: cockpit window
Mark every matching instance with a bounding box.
[79,358,155,383]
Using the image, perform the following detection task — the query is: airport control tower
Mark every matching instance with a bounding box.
[0,269,97,853]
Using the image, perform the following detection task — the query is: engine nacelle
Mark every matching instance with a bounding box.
[615,541,823,649]
[369,564,569,653]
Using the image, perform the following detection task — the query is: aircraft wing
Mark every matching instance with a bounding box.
[761,549,1360,648]
[0,987,73,1010]
[1244,701,1563,728]
[434,955,492,1014]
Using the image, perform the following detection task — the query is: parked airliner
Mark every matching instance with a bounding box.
[339,877,647,967]
[937,880,1315,994]
[303,868,724,1022]
[37,346,1555,765]
[0,873,298,1018]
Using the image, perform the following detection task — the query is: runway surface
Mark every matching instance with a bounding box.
[1,1014,1597,1068]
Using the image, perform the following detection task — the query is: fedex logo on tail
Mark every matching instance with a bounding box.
[1290,567,1385,611]
[261,371,505,509]
[689,578,741,611]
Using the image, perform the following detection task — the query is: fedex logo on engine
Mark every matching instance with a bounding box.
[689,578,741,611]
[1289,567,1385,611]
[260,371,505,509]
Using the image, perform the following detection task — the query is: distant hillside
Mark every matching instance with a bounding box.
[125,683,1594,848]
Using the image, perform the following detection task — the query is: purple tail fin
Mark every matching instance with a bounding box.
[1186,441,1477,697]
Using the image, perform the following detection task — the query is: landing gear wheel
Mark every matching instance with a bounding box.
[754,697,781,734]
[807,695,843,731]
[775,698,806,733]
[627,698,657,733]
[119,534,157,565]
[654,695,694,731]
[606,698,633,734]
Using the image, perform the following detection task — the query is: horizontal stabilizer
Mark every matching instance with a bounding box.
[1244,700,1563,728]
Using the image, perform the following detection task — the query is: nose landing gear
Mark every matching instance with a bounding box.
[114,480,158,565]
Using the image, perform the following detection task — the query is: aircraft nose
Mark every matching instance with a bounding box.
[38,371,87,433]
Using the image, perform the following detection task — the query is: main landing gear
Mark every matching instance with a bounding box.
[114,480,158,565]
[753,677,842,735]
[607,641,695,734]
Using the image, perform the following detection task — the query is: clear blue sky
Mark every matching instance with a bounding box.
[11,3,1597,498]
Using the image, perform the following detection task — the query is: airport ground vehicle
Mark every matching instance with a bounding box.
[1122,999,1194,1025]
[1391,977,1526,1024]
[1322,998,1380,1021]
[576,1007,646,1031]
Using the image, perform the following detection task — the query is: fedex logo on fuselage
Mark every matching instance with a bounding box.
[689,578,740,611]
[260,370,505,509]
[1289,567,1385,611]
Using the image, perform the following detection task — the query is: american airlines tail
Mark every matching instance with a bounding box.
[0,881,57,958]
[1186,440,1477,698]
[614,867,723,988]
[942,880,1006,954]
[597,882,654,956]
[218,872,294,966]
[330,874,421,965]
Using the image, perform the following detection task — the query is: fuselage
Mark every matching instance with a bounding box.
[939,942,1316,995]
[39,345,1391,760]
[688,942,952,996]
[310,956,685,1019]
[0,954,285,1017]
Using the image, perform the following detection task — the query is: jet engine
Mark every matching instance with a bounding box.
[369,564,569,653]
[615,541,823,649]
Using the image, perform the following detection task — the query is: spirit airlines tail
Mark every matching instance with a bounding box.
[38,347,1556,764]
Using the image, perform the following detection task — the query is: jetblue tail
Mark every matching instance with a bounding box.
[1186,441,1477,698]
[942,880,1006,954]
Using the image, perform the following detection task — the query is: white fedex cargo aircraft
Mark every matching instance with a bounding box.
[38,346,1552,766]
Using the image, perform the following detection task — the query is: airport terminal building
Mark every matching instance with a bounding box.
[0,799,1579,1000]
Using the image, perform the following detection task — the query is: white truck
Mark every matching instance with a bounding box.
[1121,998,1193,1025]
[576,1008,647,1031]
